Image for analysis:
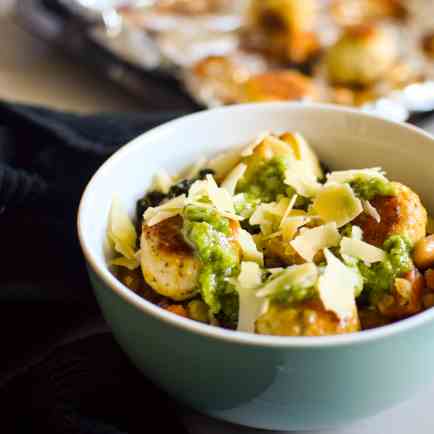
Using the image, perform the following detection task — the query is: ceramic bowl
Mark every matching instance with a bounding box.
[78,103,434,431]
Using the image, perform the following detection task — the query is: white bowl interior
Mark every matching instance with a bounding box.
[78,102,434,345]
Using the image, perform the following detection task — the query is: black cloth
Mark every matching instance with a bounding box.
[0,101,193,434]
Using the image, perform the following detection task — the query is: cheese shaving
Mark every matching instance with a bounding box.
[281,216,309,241]
[363,200,381,223]
[146,210,179,227]
[290,223,341,262]
[238,229,264,265]
[111,256,140,270]
[341,237,386,264]
[249,198,292,229]
[256,263,318,298]
[143,194,186,226]
[351,225,363,241]
[221,163,247,196]
[206,174,235,213]
[280,132,323,179]
[284,160,322,197]
[312,183,363,228]
[236,262,268,333]
[151,169,172,194]
[241,131,270,157]
[250,202,278,226]
[207,148,242,180]
[317,249,359,321]
[279,194,297,227]
[326,168,387,184]
[107,195,139,269]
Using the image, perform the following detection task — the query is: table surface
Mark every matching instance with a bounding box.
[3,4,434,434]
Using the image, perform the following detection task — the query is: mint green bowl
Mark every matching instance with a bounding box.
[78,103,434,431]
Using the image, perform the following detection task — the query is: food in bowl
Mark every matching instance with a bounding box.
[107,131,434,337]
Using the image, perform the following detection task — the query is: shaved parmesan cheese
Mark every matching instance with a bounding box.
[317,249,359,321]
[221,163,247,196]
[188,179,209,202]
[341,237,386,264]
[152,169,172,194]
[249,198,295,236]
[363,200,381,223]
[281,216,309,241]
[111,256,139,270]
[143,194,186,226]
[146,210,179,226]
[312,183,363,228]
[256,263,318,298]
[188,200,243,221]
[250,203,277,226]
[238,229,264,265]
[207,148,242,180]
[107,195,139,269]
[261,135,294,158]
[267,267,285,275]
[290,223,341,262]
[351,225,363,240]
[187,176,242,220]
[241,131,270,157]
[250,198,291,226]
[327,168,387,184]
[279,195,297,227]
[280,132,323,179]
[236,262,267,333]
[206,174,235,212]
[284,160,322,197]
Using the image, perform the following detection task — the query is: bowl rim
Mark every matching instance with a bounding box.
[78,102,434,348]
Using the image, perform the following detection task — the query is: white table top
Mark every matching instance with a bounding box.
[2,5,434,433]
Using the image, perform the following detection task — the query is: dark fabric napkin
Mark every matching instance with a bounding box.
[0,101,194,434]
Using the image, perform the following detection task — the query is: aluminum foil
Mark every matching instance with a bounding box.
[61,0,434,122]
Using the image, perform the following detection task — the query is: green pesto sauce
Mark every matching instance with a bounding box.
[272,284,316,306]
[237,156,294,203]
[358,235,413,305]
[217,292,239,328]
[349,175,396,201]
[268,271,316,306]
[183,205,239,314]
[234,193,261,219]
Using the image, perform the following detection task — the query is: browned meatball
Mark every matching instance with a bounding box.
[256,299,360,336]
[353,182,427,247]
[376,268,425,319]
[140,216,201,301]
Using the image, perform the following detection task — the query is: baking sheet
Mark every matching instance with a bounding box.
[16,0,434,122]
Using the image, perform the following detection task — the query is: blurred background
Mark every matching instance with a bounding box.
[0,0,143,112]
[1,0,434,131]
